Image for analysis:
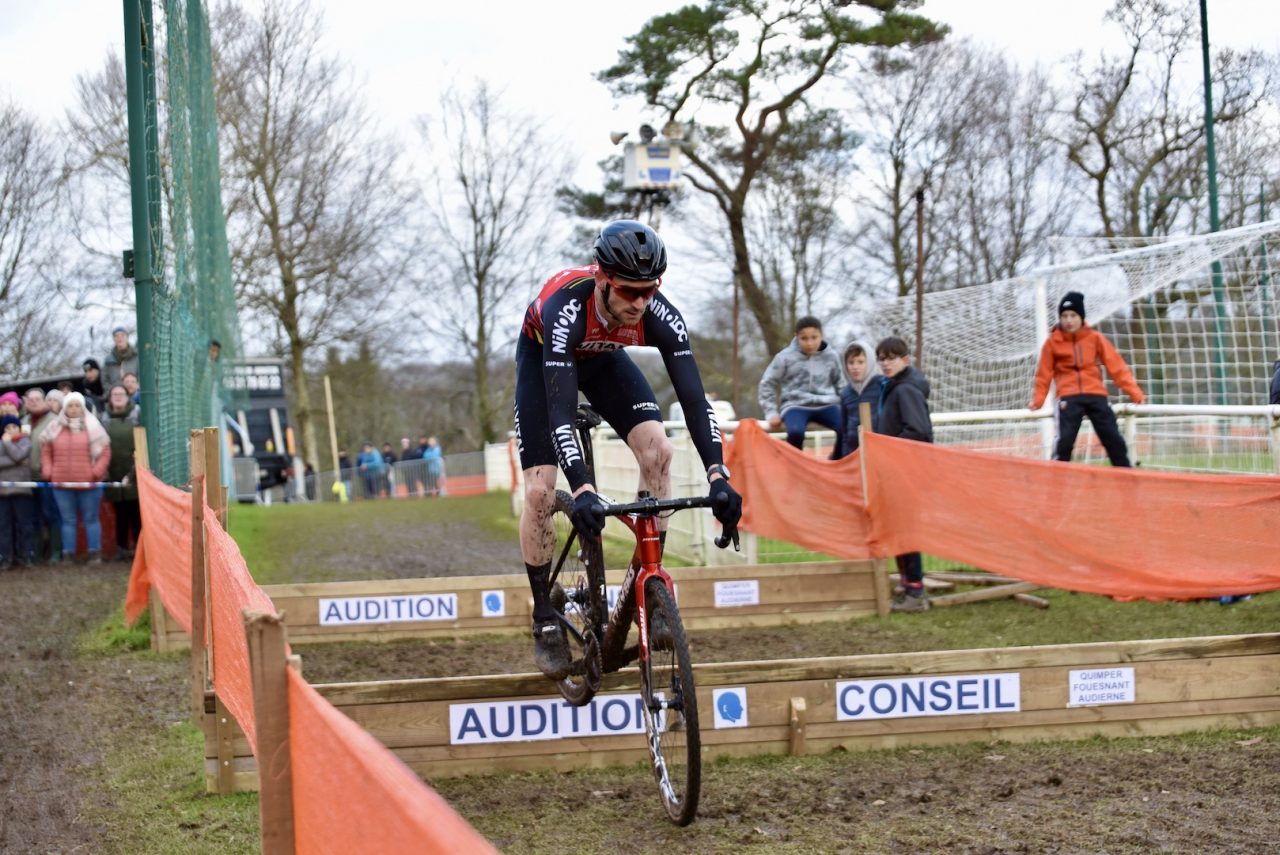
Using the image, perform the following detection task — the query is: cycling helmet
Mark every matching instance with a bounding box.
[592,220,667,280]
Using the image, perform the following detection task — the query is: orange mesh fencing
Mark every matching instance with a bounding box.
[124,468,193,627]
[727,418,1280,600]
[205,502,280,753]
[862,432,1280,600]
[725,418,873,559]
[287,669,498,854]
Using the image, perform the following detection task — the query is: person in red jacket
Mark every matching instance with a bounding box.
[40,392,111,563]
[1030,291,1145,467]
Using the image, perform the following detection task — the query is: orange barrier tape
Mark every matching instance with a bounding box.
[726,418,1280,600]
[288,670,497,854]
[125,468,193,627]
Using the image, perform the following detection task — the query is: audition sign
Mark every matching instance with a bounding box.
[318,593,459,625]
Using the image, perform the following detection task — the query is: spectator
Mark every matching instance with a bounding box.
[79,359,106,414]
[400,435,425,496]
[355,441,386,499]
[122,372,140,405]
[758,315,844,453]
[1029,291,1145,467]
[103,327,139,388]
[380,442,398,496]
[41,392,111,564]
[1271,359,1279,406]
[836,340,882,459]
[46,389,64,414]
[103,385,141,561]
[22,388,62,563]
[0,414,36,568]
[0,391,20,418]
[874,336,934,613]
[422,436,444,496]
[55,381,75,401]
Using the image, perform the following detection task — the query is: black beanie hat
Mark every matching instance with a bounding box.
[1058,291,1085,320]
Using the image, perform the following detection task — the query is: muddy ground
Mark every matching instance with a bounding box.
[4,518,1280,853]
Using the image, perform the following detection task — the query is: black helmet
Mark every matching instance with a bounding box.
[593,220,667,280]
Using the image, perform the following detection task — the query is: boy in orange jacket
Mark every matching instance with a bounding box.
[1030,291,1145,467]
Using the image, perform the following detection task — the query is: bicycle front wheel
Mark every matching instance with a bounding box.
[549,491,605,706]
[641,577,701,825]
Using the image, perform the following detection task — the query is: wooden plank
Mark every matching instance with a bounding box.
[930,582,1040,608]
[149,588,169,654]
[1012,592,1050,609]
[788,697,807,755]
[214,695,237,795]
[929,571,1023,586]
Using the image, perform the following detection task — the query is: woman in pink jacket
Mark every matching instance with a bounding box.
[41,392,111,563]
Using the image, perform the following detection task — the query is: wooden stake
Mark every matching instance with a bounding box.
[190,430,209,727]
[858,402,890,617]
[788,696,807,756]
[245,610,296,854]
[928,571,1022,586]
[1012,592,1051,609]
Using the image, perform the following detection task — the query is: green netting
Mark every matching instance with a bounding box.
[129,0,242,485]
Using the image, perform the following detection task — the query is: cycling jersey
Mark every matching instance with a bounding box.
[515,265,724,490]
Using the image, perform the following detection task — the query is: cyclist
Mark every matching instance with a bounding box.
[515,219,742,679]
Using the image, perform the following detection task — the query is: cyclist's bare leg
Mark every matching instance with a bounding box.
[520,465,560,565]
[626,421,673,532]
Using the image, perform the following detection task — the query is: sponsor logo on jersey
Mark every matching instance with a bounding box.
[632,401,660,412]
[671,349,692,357]
[705,402,722,444]
[576,339,626,353]
[550,298,581,355]
[553,423,582,468]
[545,360,571,367]
[647,300,688,342]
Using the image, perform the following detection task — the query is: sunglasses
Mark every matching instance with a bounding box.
[606,274,662,301]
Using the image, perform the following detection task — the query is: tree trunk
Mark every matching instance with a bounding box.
[729,213,785,354]
[287,336,318,471]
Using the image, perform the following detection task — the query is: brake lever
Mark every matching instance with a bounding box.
[714,529,741,551]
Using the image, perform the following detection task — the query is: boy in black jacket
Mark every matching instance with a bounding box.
[874,336,933,612]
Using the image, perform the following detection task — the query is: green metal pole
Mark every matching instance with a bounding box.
[123,0,160,469]
[1199,0,1229,405]
[1261,182,1275,356]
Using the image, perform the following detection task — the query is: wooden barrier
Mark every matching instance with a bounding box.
[204,632,1280,792]
[157,559,884,649]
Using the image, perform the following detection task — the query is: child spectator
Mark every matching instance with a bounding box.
[1030,291,1145,467]
[758,316,844,452]
[874,336,934,613]
[836,340,881,458]
[0,391,21,418]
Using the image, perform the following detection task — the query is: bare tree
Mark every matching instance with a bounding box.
[1063,0,1274,238]
[598,0,944,353]
[0,103,76,379]
[215,0,418,467]
[416,81,573,446]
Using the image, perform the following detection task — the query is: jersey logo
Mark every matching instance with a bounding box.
[647,300,688,342]
[550,299,581,355]
[553,424,582,468]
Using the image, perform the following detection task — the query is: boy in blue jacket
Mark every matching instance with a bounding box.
[836,340,881,458]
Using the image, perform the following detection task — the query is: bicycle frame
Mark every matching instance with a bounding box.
[601,506,672,671]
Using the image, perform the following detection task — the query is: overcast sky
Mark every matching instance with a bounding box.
[3,0,1278,184]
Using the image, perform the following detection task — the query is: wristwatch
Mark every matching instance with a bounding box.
[706,463,731,483]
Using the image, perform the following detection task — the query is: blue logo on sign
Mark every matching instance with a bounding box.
[717,691,744,723]
[484,593,501,612]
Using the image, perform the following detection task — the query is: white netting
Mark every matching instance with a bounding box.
[871,219,1280,414]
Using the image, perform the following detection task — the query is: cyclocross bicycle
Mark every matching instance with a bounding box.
[545,404,738,826]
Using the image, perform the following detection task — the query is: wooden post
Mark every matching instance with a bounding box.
[788,696,807,756]
[190,430,209,726]
[149,588,169,653]
[929,582,1040,608]
[858,402,891,617]
[245,610,296,855]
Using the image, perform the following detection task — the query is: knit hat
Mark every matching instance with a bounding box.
[83,358,101,371]
[112,326,128,335]
[0,391,20,409]
[0,414,20,431]
[63,391,87,410]
[46,389,65,406]
[1058,291,1086,320]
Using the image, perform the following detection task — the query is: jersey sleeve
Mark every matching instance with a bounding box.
[644,294,725,472]
[538,287,593,490]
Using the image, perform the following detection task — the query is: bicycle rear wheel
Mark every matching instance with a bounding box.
[641,577,701,825]
[549,491,605,706]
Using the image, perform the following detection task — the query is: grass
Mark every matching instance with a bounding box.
[80,606,152,654]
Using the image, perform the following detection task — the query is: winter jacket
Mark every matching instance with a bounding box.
[1031,324,1145,409]
[836,340,882,458]
[0,434,33,497]
[1271,360,1280,406]
[876,365,933,444]
[104,403,140,502]
[758,337,843,420]
[42,425,111,488]
[356,449,385,472]
[104,344,139,388]
[422,444,443,474]
[27,411,57,480]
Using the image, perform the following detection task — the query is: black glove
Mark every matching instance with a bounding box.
[570,490,606,540]
[708,478,742,530]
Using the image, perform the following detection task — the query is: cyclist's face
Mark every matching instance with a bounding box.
[600,273,660,325]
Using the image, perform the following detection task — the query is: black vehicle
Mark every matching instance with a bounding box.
[223,358,295,497]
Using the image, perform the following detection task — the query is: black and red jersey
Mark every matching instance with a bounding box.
[519,265,723,489]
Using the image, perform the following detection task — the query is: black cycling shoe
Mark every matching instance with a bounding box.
[532,618,571,680]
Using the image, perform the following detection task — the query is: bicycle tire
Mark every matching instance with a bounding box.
[549,490,605,706]
[640,577,701,825]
